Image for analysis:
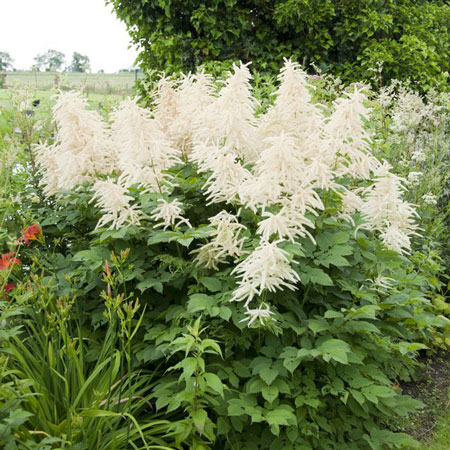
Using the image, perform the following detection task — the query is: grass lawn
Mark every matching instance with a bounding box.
[2,71,141,95]
[396,351,450,449]
[0,88,128,118]
[422,410,450,449]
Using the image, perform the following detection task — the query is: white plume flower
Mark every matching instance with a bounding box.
[231,241,300,307]
[90,179,141,230]
[111,98,181,191]
[194,63,260,162]
[151,198,191,230]
[36,91,113,195]
[325,87,379,179]
[193,211,247,270]
[361,162,419,253]
[257,207,315,243]
[259,59,323,143]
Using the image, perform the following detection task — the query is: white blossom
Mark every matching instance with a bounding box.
[151,198,191,230]
[240,303,276,327]
[422,193,437,206]
[90,179,141,230]
[231,241,300,307]
[193,211,247,269]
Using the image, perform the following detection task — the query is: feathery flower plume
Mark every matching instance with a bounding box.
[153,76,179,134]
[36,91,113,195]
[361,163,418,253]
[257,208,314,243]
[111,98,181,191]
[151,198,191,230]
[193,211,247,270]
[166,71,215,154]
[90,179,141,230]
[193,63,259,162]
[231,241,300,307]
[324,87,379,179]
[259,59,322,143]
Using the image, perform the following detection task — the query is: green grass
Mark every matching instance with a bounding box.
[2,71,140,95]
[0,88,128,116]
[420,389,450,449]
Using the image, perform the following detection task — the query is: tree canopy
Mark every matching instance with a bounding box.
[108,0,450,87]
[33,49,65,72]
[0,51,14,71]
[69,52,91,73]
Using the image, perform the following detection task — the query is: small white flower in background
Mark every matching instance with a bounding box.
[151,198,191,230]
[240,303,276,327]
[407,171,423,186]
[411,150,426,163]
[398,158,410,168]
[422,193,437,206]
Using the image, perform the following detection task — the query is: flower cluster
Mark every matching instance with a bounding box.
[35,60,420,323]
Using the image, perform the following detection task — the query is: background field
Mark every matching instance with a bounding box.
[2,71,141,96]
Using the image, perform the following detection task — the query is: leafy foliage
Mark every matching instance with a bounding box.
[108,0,450,89]
[1,69,450,450]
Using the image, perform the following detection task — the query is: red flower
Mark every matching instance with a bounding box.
[1,283,16,302]
[4,284,16,293]
[0,252,21,270]
[20,223,42,245]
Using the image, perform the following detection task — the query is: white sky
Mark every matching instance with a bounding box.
[0,0,139,73]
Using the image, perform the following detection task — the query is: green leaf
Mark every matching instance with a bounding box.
[308,319,329,334]
[259,367,278,385]
[200,277,222,292]
[204,372,224,397]
[301,267,334,286]
[317,339,351,364]
[265,406,296,426]
[136,278,163,293]
[191,408,208,434]
[187,294,216,313]
[147,230,177,245]
[262,385,279,403]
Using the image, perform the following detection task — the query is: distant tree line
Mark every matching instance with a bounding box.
[0,49,91,72]
[32,50,91,72]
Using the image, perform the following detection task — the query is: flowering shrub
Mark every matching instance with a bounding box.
[1,62,449,449]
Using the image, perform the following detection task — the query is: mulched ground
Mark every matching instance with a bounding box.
[399,350,450,442]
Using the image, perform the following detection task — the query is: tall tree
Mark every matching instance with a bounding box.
[107,0,450,88]
[69,52,91,73]
[0,51,14,71]
[33,49,65,71]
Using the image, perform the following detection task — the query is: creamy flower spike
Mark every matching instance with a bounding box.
[193,63,259,162]
[36,91,112,195]
[91,179,141,230]
[259,59,322,142]
[151,198,191,230]
[325,87,379,179]
[231,241,300,307]
[111,98,181,191]
[361,163,418,254]
[193,211,247,270]
[167,71,215,154]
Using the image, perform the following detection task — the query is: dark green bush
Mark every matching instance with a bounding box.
[108,0,450,89]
